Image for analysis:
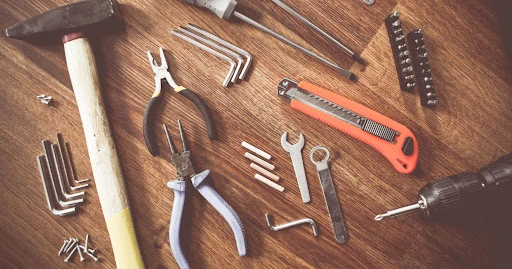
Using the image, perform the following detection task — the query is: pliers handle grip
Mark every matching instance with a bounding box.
[143,86,216,156]
[168,170,247,269]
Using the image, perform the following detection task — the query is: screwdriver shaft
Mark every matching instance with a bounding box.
[271,0,366,65]
[374,202,421,221]
[232,11,357,81]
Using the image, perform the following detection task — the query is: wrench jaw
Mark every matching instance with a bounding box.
[281,132,310,203]
[280,132,305,152]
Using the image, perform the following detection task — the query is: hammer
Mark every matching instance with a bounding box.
[6,1,144,267]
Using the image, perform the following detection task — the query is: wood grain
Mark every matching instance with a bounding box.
[1,0,511,268]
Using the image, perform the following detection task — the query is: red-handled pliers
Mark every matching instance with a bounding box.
[143,47,216,156]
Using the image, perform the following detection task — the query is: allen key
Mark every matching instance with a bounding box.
[265,213,318,236]
[51,144,85,198]
[64,142,89,184]
[57,134,89,189]
[186,23,252,80]
[177,26,244,83]
[37,156,76,216]
[171,30,236,86]
[42,140,83,207]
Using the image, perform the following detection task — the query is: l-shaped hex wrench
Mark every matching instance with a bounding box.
[37,156,76,216]
[57,133,88,190]
[51,144,86,198]
[171,30,236,86]
[265,213,318,236]
[186,23,252,80]
[42,141,83,207]
[177,26,244,83]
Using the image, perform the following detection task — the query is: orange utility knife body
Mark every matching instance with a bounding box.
[277,79,419,174]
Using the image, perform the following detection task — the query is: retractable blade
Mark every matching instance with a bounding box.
[277,79,419,174]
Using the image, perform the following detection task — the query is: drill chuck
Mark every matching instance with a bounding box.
[375,153,512,221]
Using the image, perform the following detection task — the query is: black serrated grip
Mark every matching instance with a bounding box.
[419,172,484,217]
[478,153,512,189]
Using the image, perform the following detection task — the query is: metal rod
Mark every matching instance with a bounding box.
[57,133,88,190]
[271,0,366,65]
[171,30,236,86]
[37,156,76,216]
[374,202,421,221]
[265,213,318,236]
[186,23,252,80]
[232,11,357,81]
[177,26,244,83]
[64,142,89,184]
[51,144,85,199]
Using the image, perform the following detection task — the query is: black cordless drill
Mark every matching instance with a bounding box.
[375,153,512,221]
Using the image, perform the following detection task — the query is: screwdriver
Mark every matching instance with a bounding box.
[181,0,358,81]
[375,153,512,220]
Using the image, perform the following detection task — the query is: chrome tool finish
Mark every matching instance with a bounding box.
[281,132,310,203]
[265,213,318,236]
[310,146,348,243]
[37,156,77,216]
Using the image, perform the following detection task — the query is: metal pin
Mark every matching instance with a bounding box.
[402,66,413,73]
[64,246,77,262]
[427,100,438,105]
[64,238,77,253]
[84,234,89,253]
[405,75,415,80]
[397,44,407,50]
[58,240,68,256]
[171,30,236,86]
[76,244,85,261]
[393,29,403,35]
[265,213,318,236]
[400,58,411,65]
[80,246,99,261]
[392,19,401,27]
[395,35,405,42]
[407,83,416,88]
[419,52,428,57]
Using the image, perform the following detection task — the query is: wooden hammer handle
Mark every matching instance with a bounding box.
[64,36,144,268]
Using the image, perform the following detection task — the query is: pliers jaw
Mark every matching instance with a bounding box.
[163,121,195,179]
[148,47,178,91]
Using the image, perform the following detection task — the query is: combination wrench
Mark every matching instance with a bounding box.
[310,146,348,243]
[281,132,310,203]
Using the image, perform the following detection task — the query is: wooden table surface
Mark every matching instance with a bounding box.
[1,0,511,268]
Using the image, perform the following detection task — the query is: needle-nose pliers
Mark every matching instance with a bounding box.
[163,121,247,269]
[143,47,216,156]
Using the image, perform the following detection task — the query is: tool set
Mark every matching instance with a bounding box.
[37,134,90,216]
[408,29,438,107]
[163,121,247,269]
[281,132,310,203]
[58,234,99,263]
[310,146,348,243]
[375,153,512,221]
[182,0,358,81]
[6,0,508,267]
[265,213,318,236]
[385,11,416,92]
[171,24,252,86]
[143,47,216,156]
[277,79,419,174]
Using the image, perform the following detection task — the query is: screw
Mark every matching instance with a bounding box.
[58,240,68,256]
[84,234,89,253]
[64,245,77,262]
[79,245,95,254]
[80,246,99,261]
[76,244,85,261]
[64,238,77,253]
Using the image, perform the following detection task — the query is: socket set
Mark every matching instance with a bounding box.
[407,29,438,106]
[385,11,415,92]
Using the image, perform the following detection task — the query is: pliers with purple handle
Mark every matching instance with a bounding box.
[163,121,246,269]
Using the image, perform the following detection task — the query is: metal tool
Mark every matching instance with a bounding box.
[37,156,76,216]
[265,213,318,236]
[271,0,366,65]
[385,11,415,92]
[51,144,85,199]
[164,121,246,269]
[6,1,144,265]
[364,0,375,6]
[277,79,419,174]
[186,23,252,80]
[37,94,53,106]
[310,146,348,243]
[42,141,83,207]
[64,142,89,184]
[177,26,244,83]
[56,134,88,190]
[281,132,310,203]
[375,153,512,221]
[407,29,438,107]
[181,0,357,81]
[143,47,216,157]
[171,31,237,86]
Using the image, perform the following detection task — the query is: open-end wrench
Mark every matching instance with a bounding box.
[281,132,310,203]
[310,146,348,243]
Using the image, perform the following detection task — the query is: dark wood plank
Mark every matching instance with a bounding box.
[0,0,511,268]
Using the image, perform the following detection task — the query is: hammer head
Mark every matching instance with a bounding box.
[6,0,123,42]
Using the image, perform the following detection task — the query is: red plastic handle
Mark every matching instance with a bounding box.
[291,81,419,174]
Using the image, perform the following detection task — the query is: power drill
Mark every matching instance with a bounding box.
[375,153,512,221]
